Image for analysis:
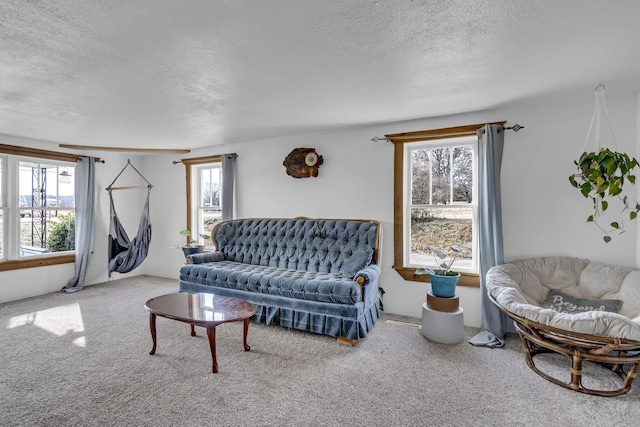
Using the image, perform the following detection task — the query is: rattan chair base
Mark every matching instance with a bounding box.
[490,294,640,397]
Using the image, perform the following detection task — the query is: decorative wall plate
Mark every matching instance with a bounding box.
[283,148,323,178]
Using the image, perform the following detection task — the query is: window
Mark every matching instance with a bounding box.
[18,161,76,255]
[183,155,225,248]
[388,122,505,287]
[0,143,83,271]
[407,137,477,273]
[192,162,222,248]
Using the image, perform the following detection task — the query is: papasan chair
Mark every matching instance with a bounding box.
[487,256,640,396]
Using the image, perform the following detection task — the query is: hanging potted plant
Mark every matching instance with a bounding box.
[569,84,640,242]
[415,244,471,298]
[569,149,640,242]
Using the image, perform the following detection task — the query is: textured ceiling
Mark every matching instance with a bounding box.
[2,0,640,150]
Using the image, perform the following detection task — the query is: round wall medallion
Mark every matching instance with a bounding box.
[305,152,318,166]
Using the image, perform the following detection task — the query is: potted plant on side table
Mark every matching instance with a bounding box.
[415,244,471,298]
[178,229,205,259]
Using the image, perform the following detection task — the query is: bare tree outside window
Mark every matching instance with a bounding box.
[202,183,220,208]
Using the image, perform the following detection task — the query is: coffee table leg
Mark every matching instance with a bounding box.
[190,324,196,336]
[149,313,157,355]
[206,326,218,373]
[243,318,251,351]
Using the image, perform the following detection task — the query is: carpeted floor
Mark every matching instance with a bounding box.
[1,275,638,427]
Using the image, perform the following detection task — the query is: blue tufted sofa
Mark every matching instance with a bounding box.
[179,218,383,343]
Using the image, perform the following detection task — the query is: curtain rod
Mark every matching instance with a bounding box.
[77,157,105,163]
[371,123,525,143]
[172,153,238,164]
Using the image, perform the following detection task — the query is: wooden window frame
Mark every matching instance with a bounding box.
[387,122,505,288]
[181,155,223,246]
[0,144,94,271]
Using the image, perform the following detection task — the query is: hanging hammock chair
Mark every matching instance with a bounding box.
[107,160,153,277]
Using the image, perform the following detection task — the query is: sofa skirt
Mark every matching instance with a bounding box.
[179,281,381,340]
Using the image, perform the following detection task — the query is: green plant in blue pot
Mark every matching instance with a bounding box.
[415,244,471,298]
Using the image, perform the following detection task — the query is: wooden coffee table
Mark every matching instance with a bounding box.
[144,292,257,373]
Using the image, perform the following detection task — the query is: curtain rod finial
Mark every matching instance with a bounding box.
[371,136,390,143]
[507,124,524,132]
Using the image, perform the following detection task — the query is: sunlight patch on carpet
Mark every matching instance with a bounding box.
[6,302,86,347]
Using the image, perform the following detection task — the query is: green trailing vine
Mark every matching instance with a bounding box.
[569,148,640,242]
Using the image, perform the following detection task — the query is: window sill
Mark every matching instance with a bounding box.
[392,265,480,288]
[0,254,75,272]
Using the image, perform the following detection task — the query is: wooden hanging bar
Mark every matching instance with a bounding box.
[106,159,153,192]
[107,185,153,191]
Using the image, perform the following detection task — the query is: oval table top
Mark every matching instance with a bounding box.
[145,292,257,325]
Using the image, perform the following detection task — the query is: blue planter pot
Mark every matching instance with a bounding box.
[428,271,460,298]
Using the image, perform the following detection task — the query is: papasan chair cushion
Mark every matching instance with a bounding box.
[487,256,640,396]
[487,256,640,341]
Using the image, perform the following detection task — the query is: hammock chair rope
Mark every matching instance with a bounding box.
[107,159,153,192]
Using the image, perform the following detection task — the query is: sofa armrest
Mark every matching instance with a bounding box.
[187,251,225,264]
[354,264,381,285]
[354,264,381,302]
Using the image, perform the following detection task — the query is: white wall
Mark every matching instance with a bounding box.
[3,81,639,330]
[143,81,640,328]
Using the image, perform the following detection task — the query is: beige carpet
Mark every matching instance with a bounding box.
[1,275,638,427]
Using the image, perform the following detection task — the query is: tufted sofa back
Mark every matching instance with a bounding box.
[211,218,380,274]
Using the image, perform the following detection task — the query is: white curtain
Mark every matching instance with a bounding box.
[61,156,95,293]
[221,154,236,220]
[469,124,513,347]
